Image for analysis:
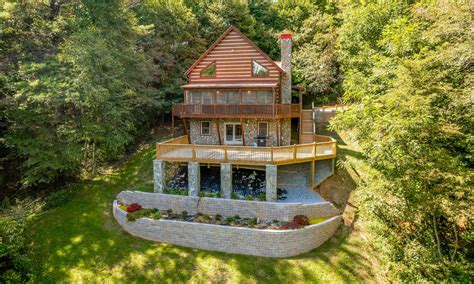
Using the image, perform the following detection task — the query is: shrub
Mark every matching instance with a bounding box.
[0,199,41,282]
[272,219,279,224]
[225,217,234,223]
[244,195,254,201]
[166,209,173,215]
[233,215,240,220]
[248,217,258,226]
[203,214,211,220]
[150,212,161,220]
[231,193,240,199]
[293,215,309,226]
[181,211,188,219]
[215,214,222,221]
[126,203,142,212]
[127,208,158,221]
[258,193,266,201]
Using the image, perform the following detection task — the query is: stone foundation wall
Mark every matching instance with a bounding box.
[117,191,340,222]
[113,200,342,258]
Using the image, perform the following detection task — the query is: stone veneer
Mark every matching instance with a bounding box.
[117,191,340,222]
[113,200,342,258]
[190,118,291,146]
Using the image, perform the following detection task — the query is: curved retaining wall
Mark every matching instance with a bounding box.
[113,201,342,258]
[117,191,340,222]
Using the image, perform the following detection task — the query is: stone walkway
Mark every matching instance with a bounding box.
[279,186,325,204]
[277,162,330,204]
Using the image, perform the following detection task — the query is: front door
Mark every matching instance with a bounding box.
[225,123,243,145]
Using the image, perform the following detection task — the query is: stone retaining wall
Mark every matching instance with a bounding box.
[113,201,342,258]
[117,191,340,222]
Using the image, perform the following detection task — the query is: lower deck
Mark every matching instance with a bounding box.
[157,135,336,166]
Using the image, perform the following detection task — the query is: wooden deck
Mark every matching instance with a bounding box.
[172,103,301,119]
[156,135,336,166]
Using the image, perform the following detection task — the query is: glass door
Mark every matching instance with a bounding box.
[225,123,243,145]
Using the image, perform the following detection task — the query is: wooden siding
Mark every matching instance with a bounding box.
[188,30,281,85]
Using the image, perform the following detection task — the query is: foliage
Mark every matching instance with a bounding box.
[332,1,473,281]
[126,208,158,222]
[0,199,43,282]
[126,203,142,212]
[43,184,79,210]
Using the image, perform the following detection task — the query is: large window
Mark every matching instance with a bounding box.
[255,90,273,104]
[201,90,213,104]
[242,90,273,104]
[216,90,240,104]
[252,60,269,77]
[200,62,216,77]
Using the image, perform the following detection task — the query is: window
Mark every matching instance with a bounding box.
[189,91,201,104]
[200,62,216,77]
[258,122,268,137]
[252,60,269,77]
[242,90,256,104]
[216,90,240,104]
[201,90,213,104]
[201,121,211,135]
[255,90,273,104]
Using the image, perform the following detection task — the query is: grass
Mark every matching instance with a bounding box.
[29,133,384,283]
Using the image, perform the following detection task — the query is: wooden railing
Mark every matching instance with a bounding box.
[172,103,301,119]
[156,135,336,166]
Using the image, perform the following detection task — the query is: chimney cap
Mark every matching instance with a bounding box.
[280,33,292,39]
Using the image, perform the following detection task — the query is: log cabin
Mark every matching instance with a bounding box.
[155,26,337,201]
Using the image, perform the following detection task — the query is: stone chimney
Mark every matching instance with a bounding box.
[280,33,292,104]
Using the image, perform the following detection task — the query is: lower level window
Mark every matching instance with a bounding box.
[201,121,211,135]
[258,121,268,137]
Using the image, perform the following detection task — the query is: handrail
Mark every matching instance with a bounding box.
[156,135,336,165]
[172,103,301,119]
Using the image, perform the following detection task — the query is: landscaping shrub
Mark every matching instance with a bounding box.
[293,215,309,226]
[258,193,266,201]
[126,203,142,212]
[215,214,222,221]
[181,211,188,219]
[127,208,158,222]
[0,199,42,282]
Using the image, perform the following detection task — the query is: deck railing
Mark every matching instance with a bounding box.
[156,135,336,166]
[172,103,301,119]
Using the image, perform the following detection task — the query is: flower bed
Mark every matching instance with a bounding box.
[118,202,326,230]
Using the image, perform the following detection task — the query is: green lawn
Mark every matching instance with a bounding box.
[30,135,383,283]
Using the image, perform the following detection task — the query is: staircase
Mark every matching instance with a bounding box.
[299,109,315,143]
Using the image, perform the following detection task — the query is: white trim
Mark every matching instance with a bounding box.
[224,123,243,145]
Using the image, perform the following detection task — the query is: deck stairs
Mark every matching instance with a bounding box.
[299,109,315,144]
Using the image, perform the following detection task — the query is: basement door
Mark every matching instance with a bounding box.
[224,123,243,145]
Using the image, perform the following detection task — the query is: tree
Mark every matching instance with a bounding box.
[332,2,473,281]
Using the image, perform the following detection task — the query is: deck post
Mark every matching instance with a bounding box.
[153,160,165,193]
[220,163,232,199]
[310,160,315,189]
[188,162,200,197]
[265,164,277,202]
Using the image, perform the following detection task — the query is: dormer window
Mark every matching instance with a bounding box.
[200,62,216,77]
[252,60,269,77]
